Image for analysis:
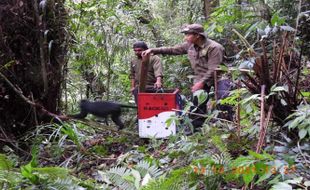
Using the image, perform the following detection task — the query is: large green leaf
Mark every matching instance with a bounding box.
[298,129,307,139]
[242,169,256,186]
[271,182,292,190]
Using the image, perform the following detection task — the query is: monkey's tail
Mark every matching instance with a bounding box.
[120,104,137,109]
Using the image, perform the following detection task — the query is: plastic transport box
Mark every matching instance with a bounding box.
[138,89,180,138]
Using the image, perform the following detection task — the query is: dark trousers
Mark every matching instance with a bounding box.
[190,84,210,128]
[132,87,139,105]
[216,79,234,121]
[190,79,234,128]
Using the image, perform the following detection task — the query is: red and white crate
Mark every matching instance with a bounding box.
[138,89,180,138]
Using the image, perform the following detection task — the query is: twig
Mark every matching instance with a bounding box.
[30,92,38,126]
[297,141,310,168]
[243,72,260,92]
[91,154,118,160]
[0,138,16,143]
[232,29,255,56]
[237,80,241,141]
[214,70,218,101]
[0,72,33,105]
[171,108,238,126]
[215,68,253,73]
[74,119,138,136]
[0,126,30,156]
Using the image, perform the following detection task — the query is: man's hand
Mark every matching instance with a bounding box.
[191,81,204,92]
[154,81,162,89]
[130,87,136,95]
[142,52,150,63]
[154,77,162,89]
[142,49,153,57]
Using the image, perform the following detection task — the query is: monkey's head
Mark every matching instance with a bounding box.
[80,99,89,108]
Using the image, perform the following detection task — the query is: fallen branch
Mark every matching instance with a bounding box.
[0,125,31,156]
[172,108,238,126]
[297,141,310,168]
[0,71,66,121]
[237,80,241,141]
[73,119,138,136]
[1,71,139,135]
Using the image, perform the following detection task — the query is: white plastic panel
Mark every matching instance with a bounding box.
[138,111,176,138]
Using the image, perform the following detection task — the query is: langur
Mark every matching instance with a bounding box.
[70,100,137,130]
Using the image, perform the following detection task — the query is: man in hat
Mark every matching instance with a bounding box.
[142,23,225,128]
[130,41,163,104]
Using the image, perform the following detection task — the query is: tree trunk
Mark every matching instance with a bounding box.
[0,1,68,137]
[203,0,219,20]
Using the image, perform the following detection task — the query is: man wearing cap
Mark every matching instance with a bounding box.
[130,41,163,104]
[142,23,224,128]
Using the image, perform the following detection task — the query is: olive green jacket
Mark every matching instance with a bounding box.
[130,55,163,88]
[151,39,224,85]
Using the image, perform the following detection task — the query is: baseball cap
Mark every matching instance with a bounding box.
[181,23,208,38]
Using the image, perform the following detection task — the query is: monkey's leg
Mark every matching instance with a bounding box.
[104,117,109,125]
[70,110,88,119]
[111,113,124,130]
[95,116,109,125]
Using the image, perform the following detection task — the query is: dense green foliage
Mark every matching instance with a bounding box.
[1,0,309,189]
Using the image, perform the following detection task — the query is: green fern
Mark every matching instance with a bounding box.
[99,166,135,190]
[47,178,84,190]
[197,153,232,174]
[0,154,13,170]
[211,135,228,153]
[33,167,70,179]
[140,176,185,190]
[98,160,164,189]
[230,151,274,186]
[61,123,83,148]
[211,152,232,168]
[140,167,191,190]
[141,165,222,190]
[284,104,310,140]
[134,160,163,178]
[0,154,22,188]
[0,170,22,189]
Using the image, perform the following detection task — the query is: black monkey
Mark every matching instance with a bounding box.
[71,100,137,130]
